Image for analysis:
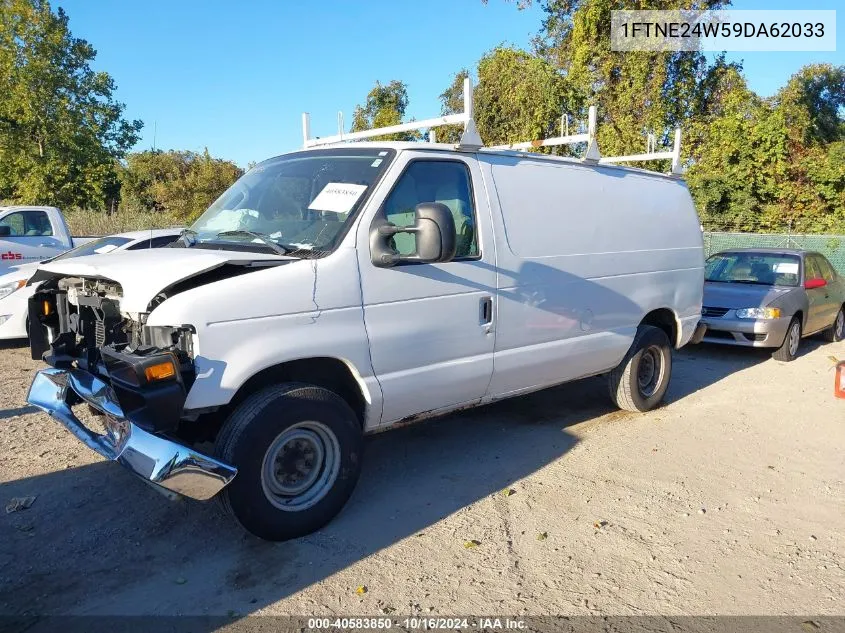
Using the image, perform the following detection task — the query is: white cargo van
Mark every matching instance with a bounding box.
[25,91,704,540]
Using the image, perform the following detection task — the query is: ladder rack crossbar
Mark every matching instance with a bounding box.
[600,151,674,163]
[304,112,468,148]
[489,133,590,151]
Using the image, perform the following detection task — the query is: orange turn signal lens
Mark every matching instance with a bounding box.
[144,360,176,382]
[42,300,51,316]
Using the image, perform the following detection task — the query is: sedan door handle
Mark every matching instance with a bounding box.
[479,296,493,326]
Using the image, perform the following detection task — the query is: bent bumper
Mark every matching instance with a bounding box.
[26,368,237,500]
[699,315,792,349]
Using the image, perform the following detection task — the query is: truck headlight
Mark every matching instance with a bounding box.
[0,279,27,300]
[736,307,781,319]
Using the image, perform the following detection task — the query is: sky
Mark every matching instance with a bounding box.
[56,0,843,168]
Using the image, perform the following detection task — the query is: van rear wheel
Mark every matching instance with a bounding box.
[608,325,673,412]
[215,383,363,541]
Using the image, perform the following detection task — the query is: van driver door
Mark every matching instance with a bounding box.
[356,153,497,426]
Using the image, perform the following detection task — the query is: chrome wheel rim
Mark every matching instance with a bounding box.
[637,345,664,398]
[788,323,800,356]
[836,311,844,338]
[261,421,340,512]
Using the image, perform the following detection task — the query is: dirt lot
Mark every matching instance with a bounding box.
[0,338,843,618]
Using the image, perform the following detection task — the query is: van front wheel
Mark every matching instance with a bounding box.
[608,325,673,412]
[215,383,363,541]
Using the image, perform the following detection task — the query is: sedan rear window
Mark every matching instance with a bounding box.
[705,252,801,287]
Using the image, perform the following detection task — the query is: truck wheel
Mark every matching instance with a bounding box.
[215,383,363,541]
[823,306,845,342]
[773,317,801,362]
[608,325,673,412]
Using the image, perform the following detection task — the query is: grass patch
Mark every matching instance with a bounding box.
[64,208,184,236]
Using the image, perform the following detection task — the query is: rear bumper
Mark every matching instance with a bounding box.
[699,314,792,348]
[26,368,236,500]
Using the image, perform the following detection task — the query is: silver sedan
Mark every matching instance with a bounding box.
[699,248,845,361]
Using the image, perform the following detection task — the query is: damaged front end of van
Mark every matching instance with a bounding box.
[23,250,287,501]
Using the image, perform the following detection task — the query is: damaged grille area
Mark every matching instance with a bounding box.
[30,276,194,378]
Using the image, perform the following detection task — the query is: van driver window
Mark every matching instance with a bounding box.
[381,161,478,259]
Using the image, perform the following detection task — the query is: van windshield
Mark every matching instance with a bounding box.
[190,148,395,255]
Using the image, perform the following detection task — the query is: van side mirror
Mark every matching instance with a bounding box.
[805,277,827,290]
[0,226,10,237]
[370,202,456,268]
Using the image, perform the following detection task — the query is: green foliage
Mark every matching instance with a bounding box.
[437,69,470,144]
[686,64,845,233]
[0,0,142,209]
[462,0,845,234]
[475,47,574,150]
[350,80,421,142]
[119,149,243,222]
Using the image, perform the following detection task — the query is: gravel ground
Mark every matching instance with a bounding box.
[0,338,843,617]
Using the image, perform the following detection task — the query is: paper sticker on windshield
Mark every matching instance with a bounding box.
[308,183,367,213]
[94,244,119,254]
[774,262,799,274]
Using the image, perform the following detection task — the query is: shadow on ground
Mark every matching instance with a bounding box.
[0,339,773,623]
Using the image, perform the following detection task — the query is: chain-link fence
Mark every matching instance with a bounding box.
[703,231,845,274]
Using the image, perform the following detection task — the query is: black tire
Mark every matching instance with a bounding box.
[823,306,845,343]
[773,317,801,362]
[215,383,363,541]
[608,325,673,412]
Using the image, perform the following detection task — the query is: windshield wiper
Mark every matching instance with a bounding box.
[214,230,291,256]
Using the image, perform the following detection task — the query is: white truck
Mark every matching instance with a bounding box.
[25,88,705,541]
[0,205,95,273]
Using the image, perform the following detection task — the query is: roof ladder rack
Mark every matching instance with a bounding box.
[600,128,684,176]
[301,77,483,151]
[489,106,601,162]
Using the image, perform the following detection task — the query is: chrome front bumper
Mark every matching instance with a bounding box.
[26,368,237,501]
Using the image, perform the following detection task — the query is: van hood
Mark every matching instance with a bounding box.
[703,281,796,309]
[31,248,292,313]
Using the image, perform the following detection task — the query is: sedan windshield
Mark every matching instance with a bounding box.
[50,236,132,261]
[189,148,395,255]
[705,252,801,287]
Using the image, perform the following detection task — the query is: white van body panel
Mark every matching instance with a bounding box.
[145,249,384,428]
[477,153,703,399]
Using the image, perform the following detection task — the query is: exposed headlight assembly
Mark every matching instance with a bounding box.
[735,307,782,319]
[0,279,27,300]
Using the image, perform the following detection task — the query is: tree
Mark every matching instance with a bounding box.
[474,47,572,149]
[776,64,845,146]
[0,0,142,208]
[685,64,845,233]
[119,149,243,221]
[350,80,421,142]
[437,69,470,144]
[535,0,736,156]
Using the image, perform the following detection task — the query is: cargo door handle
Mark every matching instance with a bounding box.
[479,296,493,326]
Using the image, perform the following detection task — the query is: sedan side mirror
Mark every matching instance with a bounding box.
[370,202,456,268]
[0,226,10,237]
[805,277,827,290]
